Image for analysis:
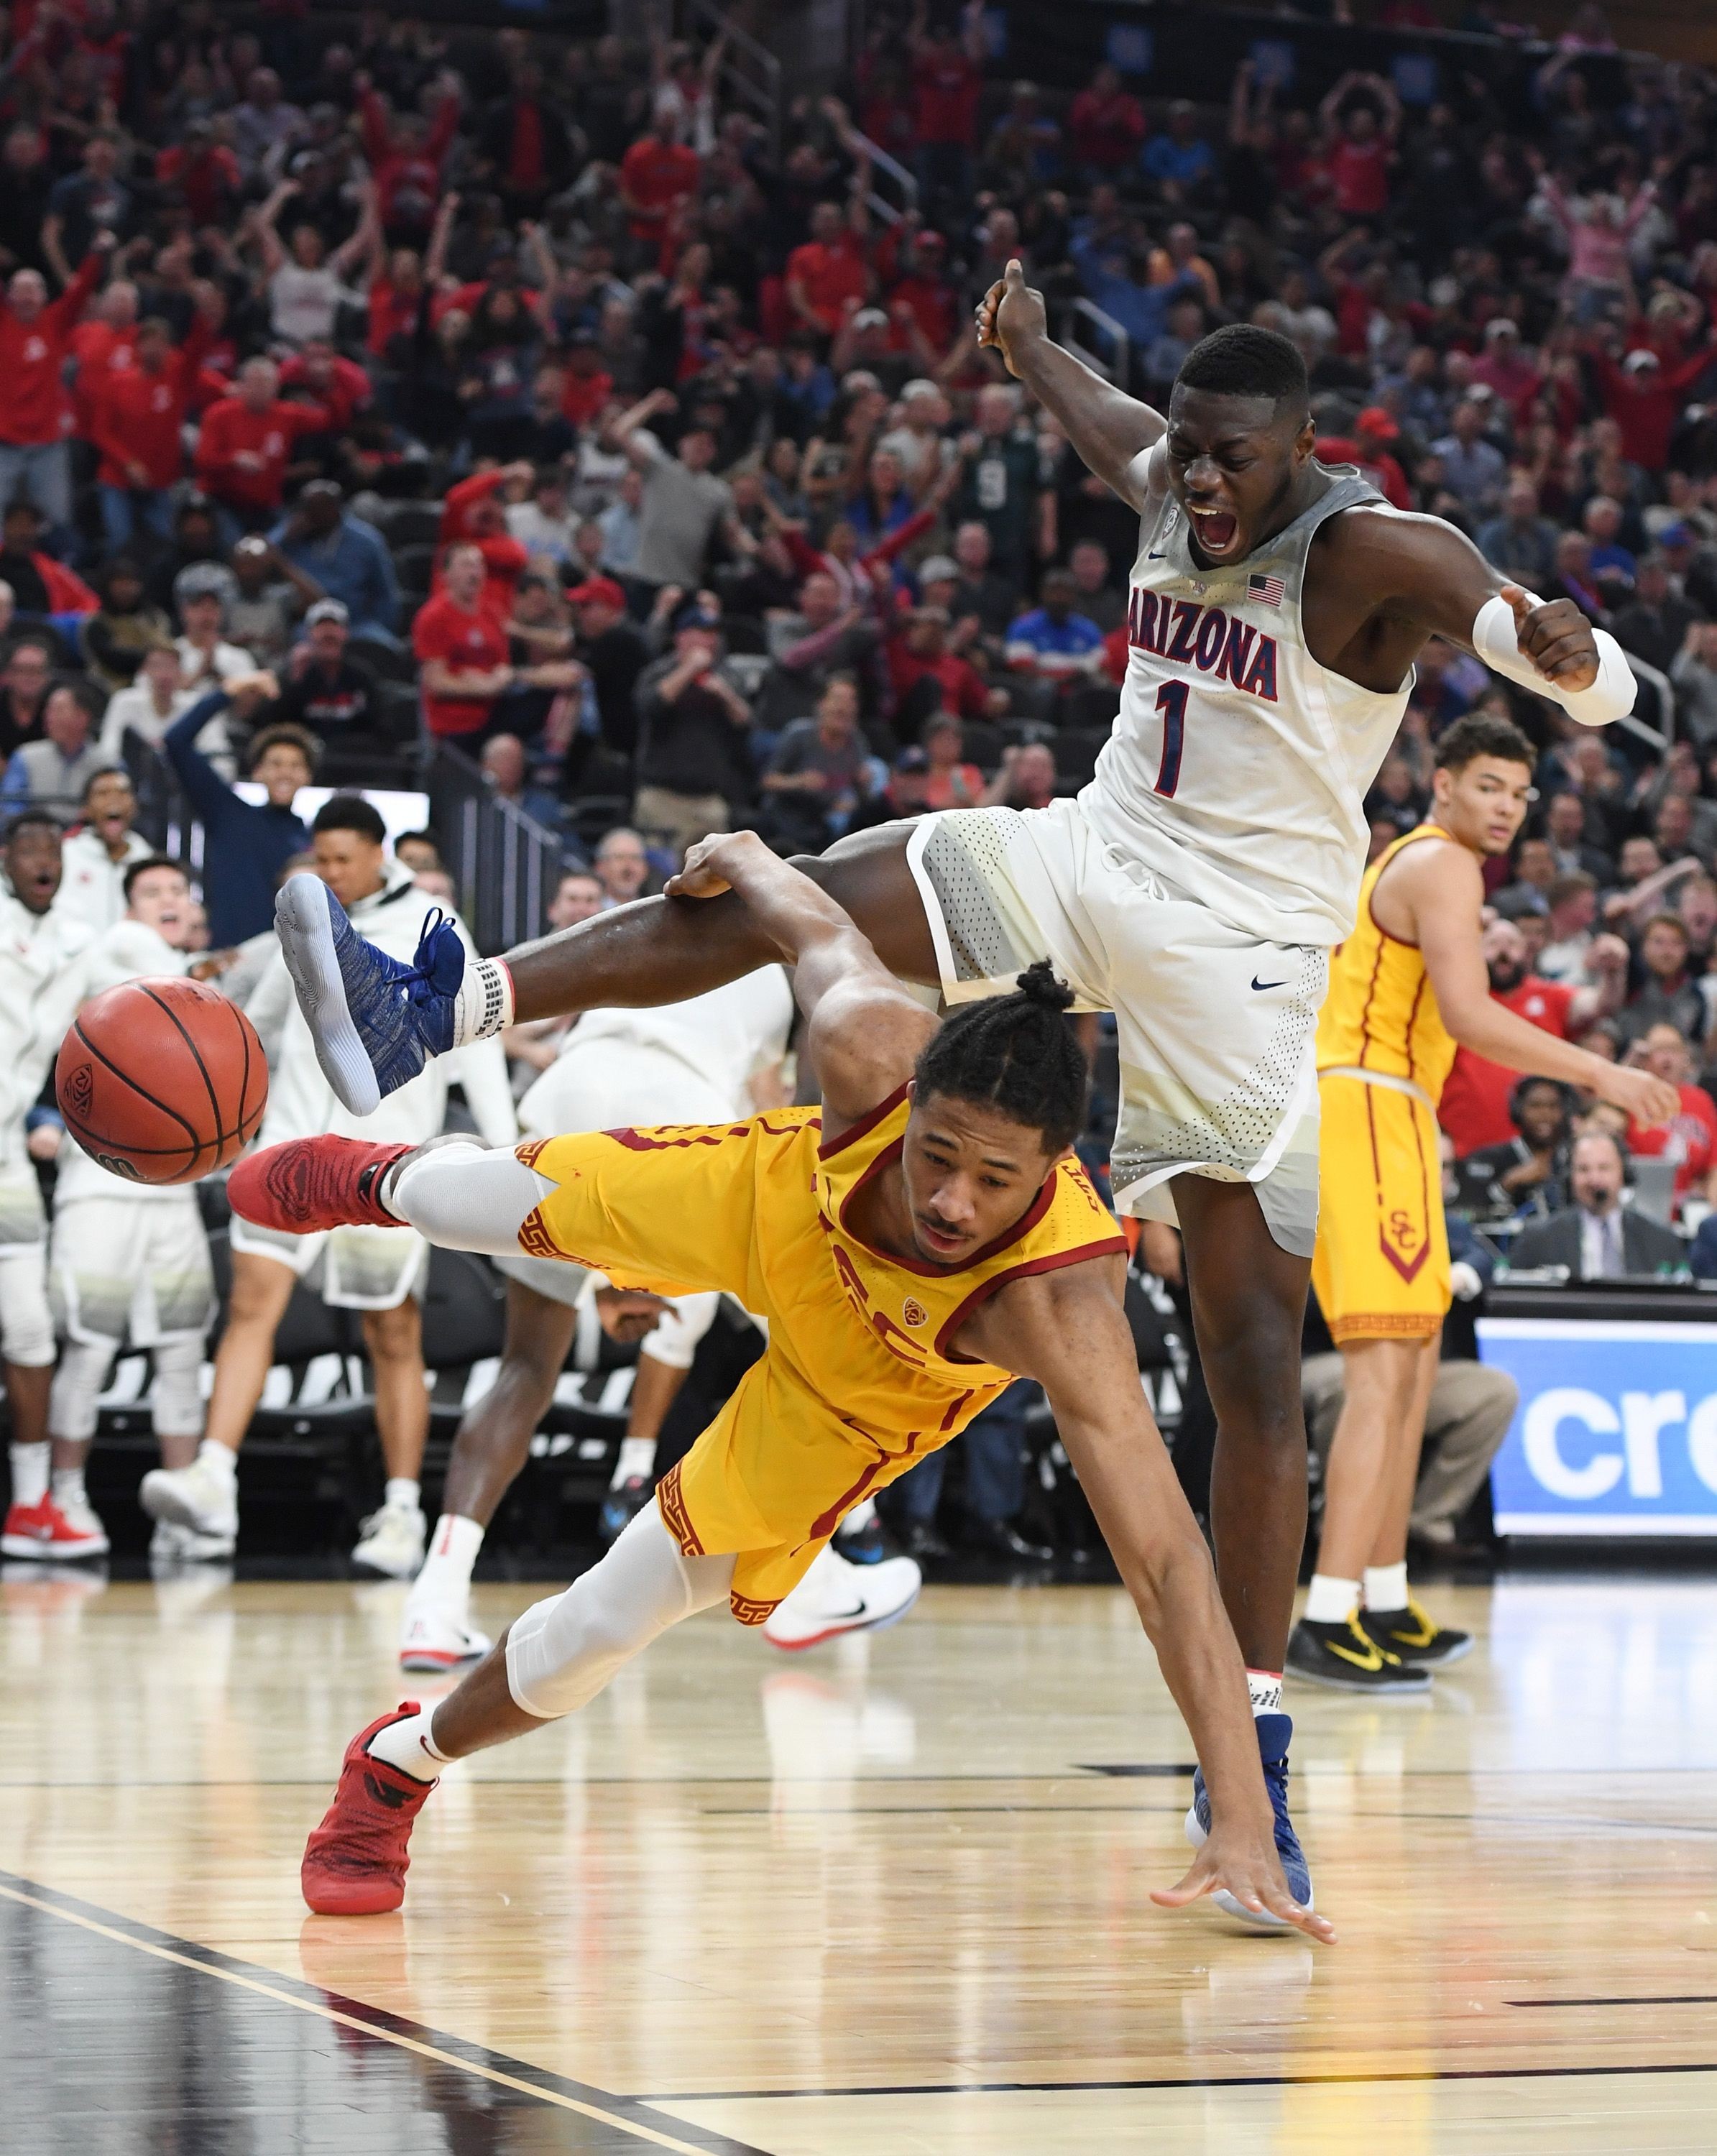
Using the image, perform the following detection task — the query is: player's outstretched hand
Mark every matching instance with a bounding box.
[1499,583,1601,694]
[666,829,764,901]
[1593,1059,1683,1129]
[1151,1827,1338,1945]
[974,259,1046,381]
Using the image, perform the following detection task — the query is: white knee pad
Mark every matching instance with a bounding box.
[150,1334,206,1438]
[392,1140,555,1259]
[505,1499,734,1720]
[637,1289,722,1373]
[0,1250,56,1369]
[48,1336,115,1442]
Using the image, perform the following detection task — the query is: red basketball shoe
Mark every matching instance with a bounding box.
[1,1494,109,1561]
[302,1703,438,1915]
[229,1137,410,1236]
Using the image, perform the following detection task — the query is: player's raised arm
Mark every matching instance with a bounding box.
[965,1263,1335,1943]
[666,831,936,1130]
[975,260,1165,508]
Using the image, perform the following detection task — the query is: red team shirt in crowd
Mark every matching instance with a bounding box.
[1439,977,1578,1156]
[912,50,982,145]
[1629,1083,1717,1200]
[90,320,214,489]
[194,397,331,512]
[1326,137,1392,218]
[619,137,701,243]
[785,233,869,334]
[0,250,103,447]
[413,591,510,737]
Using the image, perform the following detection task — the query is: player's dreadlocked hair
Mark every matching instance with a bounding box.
[913,961,1088,1155]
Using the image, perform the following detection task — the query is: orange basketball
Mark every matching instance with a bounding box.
[55,976,269,1187]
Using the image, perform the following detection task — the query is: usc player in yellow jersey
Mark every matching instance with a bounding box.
[234,831,1334,1942]
[1289,706,1677,1695]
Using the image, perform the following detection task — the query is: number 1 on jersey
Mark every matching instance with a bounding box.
[1154,681,1188,797]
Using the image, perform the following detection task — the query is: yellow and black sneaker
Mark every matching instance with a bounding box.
[1362,1600,1473,1668]
[1286,1612,1431,1695]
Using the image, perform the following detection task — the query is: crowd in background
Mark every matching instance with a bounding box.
[1,1,1717,1225]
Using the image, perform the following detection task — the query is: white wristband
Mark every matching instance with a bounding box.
[1470,591,1637,728]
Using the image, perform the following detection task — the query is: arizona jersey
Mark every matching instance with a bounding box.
[1084,461,1411,948]
[1315,823,1460,1105]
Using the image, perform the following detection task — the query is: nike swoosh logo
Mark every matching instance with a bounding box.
[1146,549,1166,559]
[1251,976,1288,992]
[1327,1639,1386,1672]
[826,1601,868,1621]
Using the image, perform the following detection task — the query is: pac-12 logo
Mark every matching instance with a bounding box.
[901,1297,929,1329]
[63,1061,94,1118]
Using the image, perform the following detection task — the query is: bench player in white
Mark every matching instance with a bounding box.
[401,964,923,1673]
[271,270,1636,1924]
[42,857,222,1562]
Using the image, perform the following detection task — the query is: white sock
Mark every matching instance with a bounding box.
[1363,1561,1409,1612]
[364,1707,451,1783]
[611,1437,656,1487]
[1304,1572,1360,1625]
[450,956,515,1047]
[196,1438,237,1485]
[1246,1668,1283,1717]
[51,1466,87,1510]
[9,1441,48,1508]
[409,1513,484,1614]
[385,1477,421,1514]
[842,1496,878,1534]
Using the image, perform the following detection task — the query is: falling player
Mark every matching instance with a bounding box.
[272,275,1639,1920]
[236,832,1333,1940]
[1289,710,1675,1690]
[40,857,226,1562]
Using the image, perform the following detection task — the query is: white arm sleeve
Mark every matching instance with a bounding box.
[1471,591,1637,728]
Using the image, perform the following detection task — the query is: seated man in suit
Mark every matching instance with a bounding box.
[1507,1128,1686,1279]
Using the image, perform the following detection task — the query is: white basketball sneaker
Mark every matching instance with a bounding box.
[763,1546,921,1651]
[149,1518,237,1565]
[139,1455,239,1543]
[351,1498,426,1580]
[399,1604,493,1672]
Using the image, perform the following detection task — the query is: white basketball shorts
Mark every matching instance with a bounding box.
[50,1194,216,1346]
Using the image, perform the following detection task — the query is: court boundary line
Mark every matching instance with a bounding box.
[0,1869,770,2156]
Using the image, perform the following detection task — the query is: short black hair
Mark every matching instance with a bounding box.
[122,852,187,902]
[313,793,387,846]
[80,763,133,803]
[1174,324,1309,413]
[4,808,61,845]
[914,961,1088,1156]
[1435,712,1536,775]
[246,721,319,775]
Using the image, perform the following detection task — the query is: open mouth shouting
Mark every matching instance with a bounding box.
[1187,507,1240,560]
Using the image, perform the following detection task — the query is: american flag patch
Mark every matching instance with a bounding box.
[1247,573,1285,607]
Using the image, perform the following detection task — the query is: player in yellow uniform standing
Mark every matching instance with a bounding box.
[1290,706,1677,1692]
[234,830,1335,1940]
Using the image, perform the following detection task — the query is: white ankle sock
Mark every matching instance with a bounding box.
[1363,1562,1409,1612]
[1304,1572,1360,1625]
[9,1441,48,1508]
[409,1513,484,1614]
[610,1437,656,1487]
[450,957,515,1047]
[842,1496,878,1534]
[51,1467,87,1509]
[196,1439,237,1485]
[385,1478,421,1513]
[365,1708,451,1783]
[1247,1668,1284,1716]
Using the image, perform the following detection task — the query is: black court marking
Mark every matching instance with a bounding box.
[1076,1762,1198,1777]
[0,1868,770,2156]
[1509,1994,1717,2009]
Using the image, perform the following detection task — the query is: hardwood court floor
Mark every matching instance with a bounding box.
[4,1567,1717,2153]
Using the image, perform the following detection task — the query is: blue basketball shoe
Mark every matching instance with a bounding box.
[275,874,466,1116]
[1184,1711,1312,1931]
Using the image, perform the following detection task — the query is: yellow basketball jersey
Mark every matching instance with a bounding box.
[1315,823,1459,1105]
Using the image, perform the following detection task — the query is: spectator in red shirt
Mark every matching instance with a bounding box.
[1068,63,1146,183]
[558,332,614,428]
[358,72,461,239]
[69,275,138,441]
[886,606,1005,737]
[618,115,701,257]
[1315,406,1412,511]
[1470,318,1543,428]
[413,540,581,745]
[0,235,109,536]
[280,341,372,435]
[785,200,871,339]
[1592,338,1717,474]
[0,497,98,622]
[1440,916,1626,1155]
[1627,1022,1717,1206]
[1318,71,1400,218]
[155,118,240,228]
[194,357,331,530]
[90,301,217,550]
[436,463,533,622]
[908,0,985,206]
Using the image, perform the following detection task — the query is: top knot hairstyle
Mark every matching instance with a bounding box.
[1174,323,1309,417]
[913,961,1089,1156]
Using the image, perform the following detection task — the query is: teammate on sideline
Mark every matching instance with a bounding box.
[139,799,516,1574]
[401,965,916,1672]
[0,814,96,1560]
[272,281,1638,1914]
[1291,711,1675,1692]
[236,832,1334,1940]
[41,858,222,1562]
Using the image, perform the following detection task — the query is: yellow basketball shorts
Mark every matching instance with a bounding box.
[1309,1074,1450,1345]
[520,1123,954,1622]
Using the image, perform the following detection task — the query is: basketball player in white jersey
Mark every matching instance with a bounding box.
[41,857,221,1562]
[272,271,1634,1923]
[401,966,922,1672]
